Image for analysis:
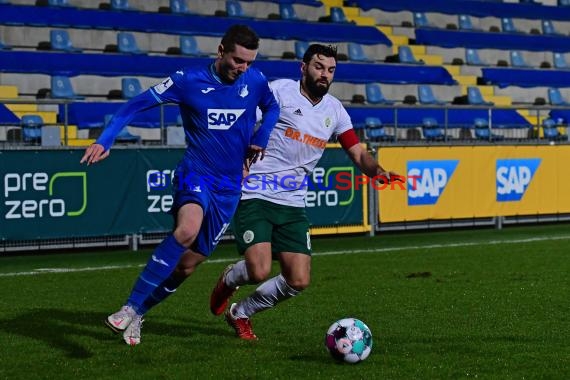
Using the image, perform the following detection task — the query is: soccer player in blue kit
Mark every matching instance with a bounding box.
[80,24,279,346]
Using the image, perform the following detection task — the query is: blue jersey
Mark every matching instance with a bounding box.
[97,63,279,193]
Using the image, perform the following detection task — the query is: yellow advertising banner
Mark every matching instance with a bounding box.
[378,145,570,222]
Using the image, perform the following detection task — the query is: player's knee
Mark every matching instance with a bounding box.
[248,265,271,283]
[173,225,198,247]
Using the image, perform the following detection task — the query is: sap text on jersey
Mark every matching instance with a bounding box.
[207,109,246,130]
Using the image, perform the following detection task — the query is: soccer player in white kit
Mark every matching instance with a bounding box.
[208,44,402,340]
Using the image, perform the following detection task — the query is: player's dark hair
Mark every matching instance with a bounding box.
[221,24,260,52]
[302,44,338,64]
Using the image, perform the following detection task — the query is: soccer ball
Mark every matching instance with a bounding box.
[325,318,373,364]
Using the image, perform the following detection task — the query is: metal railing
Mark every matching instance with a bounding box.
[2,100,569,148]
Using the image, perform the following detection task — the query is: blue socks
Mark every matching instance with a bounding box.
[139,273,186,314]
[126,234,187,314]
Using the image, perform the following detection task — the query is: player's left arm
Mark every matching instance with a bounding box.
[250,76,280,150]
[339,129,403,183]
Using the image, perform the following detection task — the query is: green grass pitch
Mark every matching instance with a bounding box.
[1,223,569,379]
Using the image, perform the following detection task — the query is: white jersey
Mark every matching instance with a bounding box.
[242,79,353,207]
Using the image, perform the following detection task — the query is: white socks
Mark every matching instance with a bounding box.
[224,260,250,288]
[234,274,300,318]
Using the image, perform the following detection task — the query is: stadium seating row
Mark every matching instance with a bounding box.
[1,0,569,147]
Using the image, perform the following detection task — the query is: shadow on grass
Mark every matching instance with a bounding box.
[0,308,236,358]
[0,308,113,358]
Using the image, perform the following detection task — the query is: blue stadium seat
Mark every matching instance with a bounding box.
[501,17,521,33]
[294,41,309,59]
[347,43,373,62]
[473,118,504,141]
[365,117,394,142]
[365,83,395,105]
[541,20,561,36]
[413,12,429,28]
[117,32,146,54]
[104,114,141,143]
[50,29,82,52]
[226,0,246,17]
[170,0,191,14]
[548,88,570,106]
[50,76,84,99]
[510,51,531,68]
[121,78,142,99]
[553,53,568,69]
[48,0,71,6]
[467,86,494,106]
[421,117,446,141]
[418,85,446,105]
[21,115,43,144]
[111,0,133,11]
[465,48,486,66]
[560,0,570,5]
[0,39,10,50]
[279,3,299,20]
[398,46,423,64]
[542,118,567,141]
[180,35,204,56]
[330,7,349,23]
[458,14,478,31]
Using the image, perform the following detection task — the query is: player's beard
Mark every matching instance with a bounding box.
[305,76,330,99]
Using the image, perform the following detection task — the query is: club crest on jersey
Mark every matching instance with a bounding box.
[153,77,173,94]
[324,117,332,128]
[207,109,246,130]
[238,85,249,98]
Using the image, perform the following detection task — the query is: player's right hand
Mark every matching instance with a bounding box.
[80,143,110,165]
[244,144,265,170]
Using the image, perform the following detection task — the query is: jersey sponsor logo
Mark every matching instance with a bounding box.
[153,77,173,94]
[201,87,215,94]
[284,127,326,149]
[407,160,459,205]
[207,109,246,130]
[496,158,541,202]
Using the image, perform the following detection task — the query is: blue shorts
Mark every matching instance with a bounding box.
[171,168,240,257]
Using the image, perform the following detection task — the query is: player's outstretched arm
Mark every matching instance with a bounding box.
[80,143,110,165]
[345,142,403,183]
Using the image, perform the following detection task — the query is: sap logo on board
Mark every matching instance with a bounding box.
[407,160,459,206]
[496,158,541,202]
[207,109,245,130]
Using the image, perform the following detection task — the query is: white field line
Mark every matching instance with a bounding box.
[1,235,569,278]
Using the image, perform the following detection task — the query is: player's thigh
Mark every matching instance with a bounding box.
[192,192,239,257]
[173,203,204,246]
[244,242,273,281]
[171,173,209,246]
[232,199,273,255]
